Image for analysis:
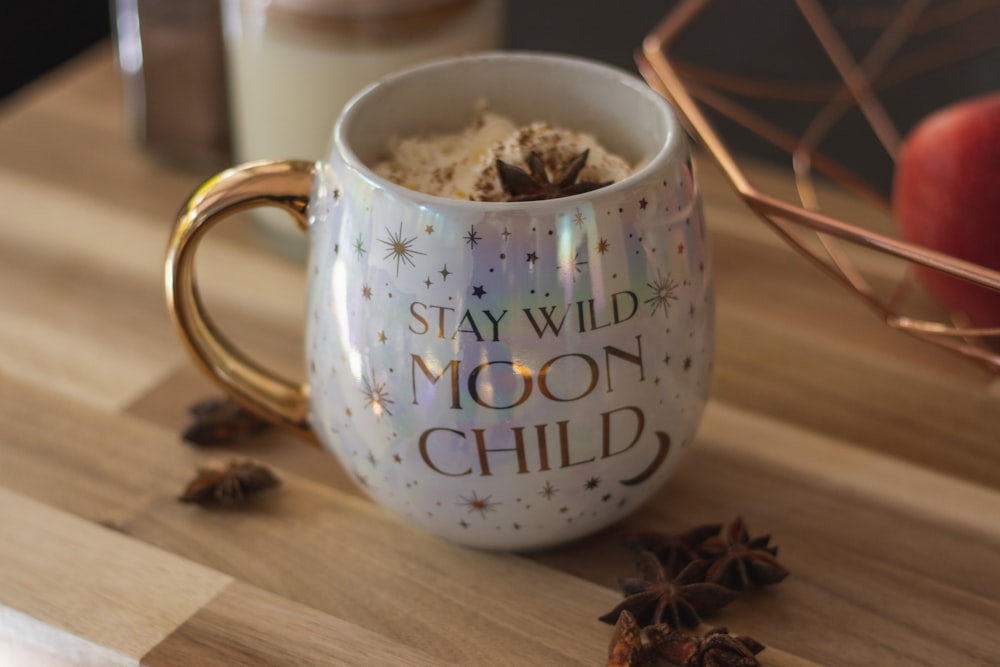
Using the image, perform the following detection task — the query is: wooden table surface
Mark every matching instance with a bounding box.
[1,46,998,667]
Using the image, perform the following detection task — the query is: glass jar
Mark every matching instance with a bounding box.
[222,0,505,256]
[113,0,231,170]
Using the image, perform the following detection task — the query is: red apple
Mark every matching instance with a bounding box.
[892,91,1000,327]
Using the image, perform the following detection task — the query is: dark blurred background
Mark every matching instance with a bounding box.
[0,2,111,99]
[3,0,997,194]
[4,1,997,97]
[0,0,671,100]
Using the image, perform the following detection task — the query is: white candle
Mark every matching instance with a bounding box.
[222,0,505,256]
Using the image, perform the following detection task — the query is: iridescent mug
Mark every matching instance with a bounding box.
[165,52,713,550]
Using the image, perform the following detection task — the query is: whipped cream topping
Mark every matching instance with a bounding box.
[373,104,633,201]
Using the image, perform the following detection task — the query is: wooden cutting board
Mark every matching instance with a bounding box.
[0,46,998,666]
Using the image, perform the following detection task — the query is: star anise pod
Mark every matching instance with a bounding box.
[599,552,738,629]
[624,523,723,577]
[646,626,765,667]
[178,459,280,506]
[697,517,789,591]
[496,149,612,201]
[607,610,653,667]
[182,396,271,446]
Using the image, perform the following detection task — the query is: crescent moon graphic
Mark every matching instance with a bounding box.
[618,431,671,486]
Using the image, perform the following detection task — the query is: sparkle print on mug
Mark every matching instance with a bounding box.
[310,164,712,544]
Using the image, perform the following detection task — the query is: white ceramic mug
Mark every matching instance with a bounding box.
[165,52,713,550]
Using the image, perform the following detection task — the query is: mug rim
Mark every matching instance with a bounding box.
[331,51,683,210]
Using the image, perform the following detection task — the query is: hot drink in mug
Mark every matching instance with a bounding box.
[165,52,713,550]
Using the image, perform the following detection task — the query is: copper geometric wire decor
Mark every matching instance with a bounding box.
[638,0,1000,373]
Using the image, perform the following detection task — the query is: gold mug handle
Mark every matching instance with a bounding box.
[164,159,319,445]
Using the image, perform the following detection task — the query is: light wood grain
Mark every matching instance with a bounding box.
[141,582,452,667]
[0,166,306,412]
[0,375,619,666]
[0,487,232,664]
[0,374,831,666]
[4,368,1000,665]
[125,367,361,493]
[0,484,447,667]
[701,401,1000,541]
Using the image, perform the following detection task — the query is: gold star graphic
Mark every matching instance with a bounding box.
[645,268,679,318]
[596,238,610,254]
[378,223,425,276]
[361,284,372,300]
[559,251,588,282]
[457,491,501,519]
[573,208,585,226]
[360,370,393,417]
